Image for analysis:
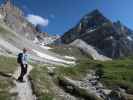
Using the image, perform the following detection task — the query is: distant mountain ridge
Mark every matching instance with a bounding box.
[61,9,133,58]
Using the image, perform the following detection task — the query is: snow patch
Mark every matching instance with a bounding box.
[40,45,52,50]
[109,36,113,39]
[33,37,39,43]
[105,36,114,40]
[0,14,4,19]
[87,29,96,33]
[127,36,132,41]
[64,56,76,60]
[32,49,75,64]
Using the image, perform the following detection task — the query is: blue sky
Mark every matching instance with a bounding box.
[0,0,133,35]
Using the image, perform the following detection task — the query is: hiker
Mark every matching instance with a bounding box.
[17,48,29,82]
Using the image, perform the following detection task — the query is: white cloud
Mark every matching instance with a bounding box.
[26,14,49,27]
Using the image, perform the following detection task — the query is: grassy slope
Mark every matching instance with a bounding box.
[30,57,133,99]
[30,64,55,100]
[0,56,17,73]
[0,55,17,100]
[100,59,133,92]
[29,44,91,100]
[0,25,7,33]
[57,58,133,94]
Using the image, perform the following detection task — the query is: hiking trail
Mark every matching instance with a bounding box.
[10,65,36,100]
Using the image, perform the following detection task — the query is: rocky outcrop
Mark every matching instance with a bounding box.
[58,76,103,100]
[41,35,61,45]
[0,0,37,40]
[57,71,133,100]
[57,70,112,100]
[109,88,133,100]
[0,0,48,41]
[61,9,133,58]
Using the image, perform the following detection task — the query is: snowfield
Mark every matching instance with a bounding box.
[64,56,76,60]
[127,36,133,41]
[32,49,75,65]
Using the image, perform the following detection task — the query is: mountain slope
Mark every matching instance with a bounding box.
[61,9,133,58]
[0,22,75,65]
[70,39,111,61]
[0,0,53,42]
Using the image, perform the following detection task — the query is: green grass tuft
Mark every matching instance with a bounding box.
[0,55,17,100]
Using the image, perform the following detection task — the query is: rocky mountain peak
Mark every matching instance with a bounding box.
[76,9,111,34]
[81,9,110,26]
[62,9,133,58]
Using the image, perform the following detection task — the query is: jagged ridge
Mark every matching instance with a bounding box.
[61,9,133,58]
[0,0,48,41]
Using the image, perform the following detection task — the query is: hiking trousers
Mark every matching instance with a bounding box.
[18,63,28,81]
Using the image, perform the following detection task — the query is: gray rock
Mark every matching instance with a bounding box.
[61,9,133,58]
[0,0,52,42]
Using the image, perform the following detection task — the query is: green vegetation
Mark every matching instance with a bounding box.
[100,59,133,93]
[30,65,55,100]
[0,76,14,100]
[56,58,133,94]
[0,55,17,73]
[30,57,133,99]
[0,55,17,100]
[55,60,93,79]
[0,25,8,33]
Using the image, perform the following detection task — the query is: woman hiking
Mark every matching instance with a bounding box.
[17,48,29,82]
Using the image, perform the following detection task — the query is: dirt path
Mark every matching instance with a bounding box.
[10,65,36,100]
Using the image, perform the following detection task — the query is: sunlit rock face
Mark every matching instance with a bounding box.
[1,1,46,42]
[0,0,38,40]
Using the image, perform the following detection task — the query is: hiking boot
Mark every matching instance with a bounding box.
[17,78,25,83]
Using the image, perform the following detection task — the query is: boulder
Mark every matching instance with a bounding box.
[58,76,103,100]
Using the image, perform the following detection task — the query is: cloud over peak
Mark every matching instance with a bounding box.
[26,14,49,27]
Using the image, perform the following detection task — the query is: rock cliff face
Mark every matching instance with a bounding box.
[0,0,45,40]
[61,9,133,58]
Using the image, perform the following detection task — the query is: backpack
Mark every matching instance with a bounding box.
[17,53,23,63]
